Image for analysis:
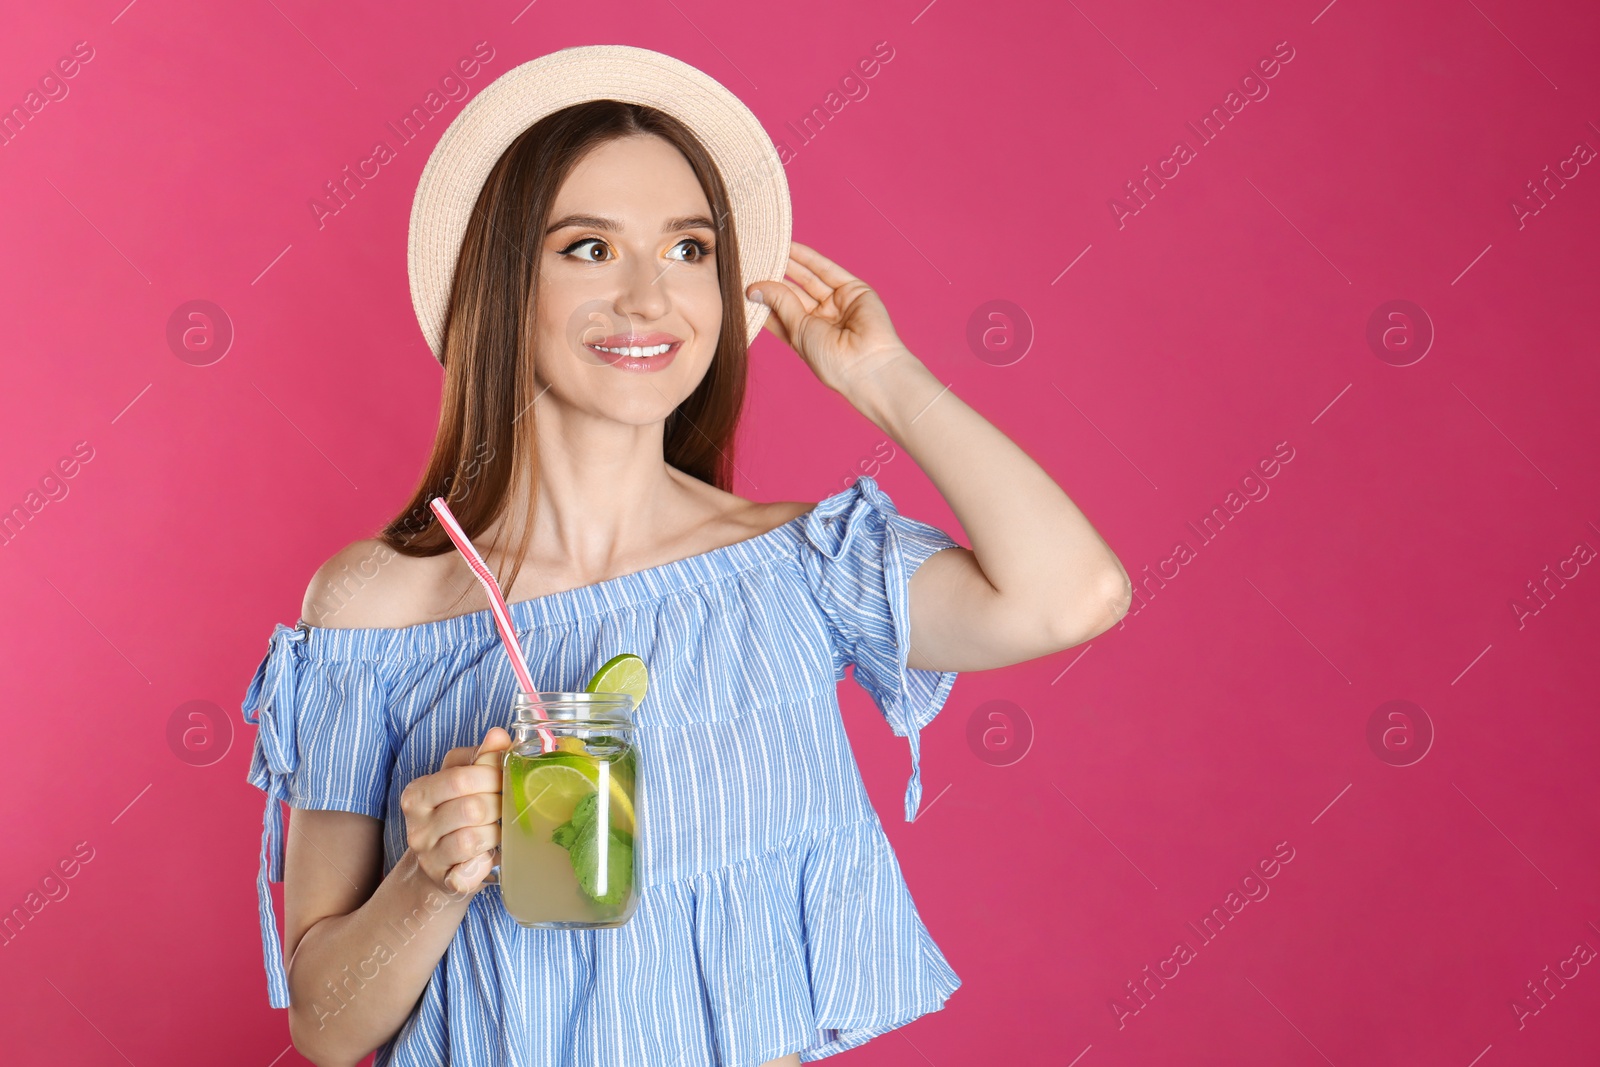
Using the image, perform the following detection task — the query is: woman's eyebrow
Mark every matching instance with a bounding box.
[545,213,717,236]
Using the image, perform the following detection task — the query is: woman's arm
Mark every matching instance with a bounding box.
[749,243,1131,672]
[851,354,1129,670]
[281,730,509,1067]
[282,814,471,1067]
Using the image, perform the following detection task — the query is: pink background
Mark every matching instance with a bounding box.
[3,0,1598,1063]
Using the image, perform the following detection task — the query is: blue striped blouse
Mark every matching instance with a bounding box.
[240,475,963,1065]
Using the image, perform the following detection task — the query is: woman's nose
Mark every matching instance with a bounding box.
[612,253,672,323]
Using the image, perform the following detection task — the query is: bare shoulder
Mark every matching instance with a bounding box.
[301,538,458,630]
[746,497,816,531]
[711,493,815,545]
[667,468,814,545]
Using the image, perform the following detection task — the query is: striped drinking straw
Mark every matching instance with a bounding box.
[428,496,557,753]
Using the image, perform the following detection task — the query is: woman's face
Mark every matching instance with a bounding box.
[532,132,725,429]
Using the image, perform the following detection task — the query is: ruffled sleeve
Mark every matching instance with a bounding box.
[239,621,397,1008]
[799,475,961,823]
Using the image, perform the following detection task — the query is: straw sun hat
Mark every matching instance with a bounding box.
[407,44,793,362]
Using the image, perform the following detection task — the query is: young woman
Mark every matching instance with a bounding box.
[242,92,1129,1067]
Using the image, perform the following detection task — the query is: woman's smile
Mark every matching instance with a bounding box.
[583,333,683,372]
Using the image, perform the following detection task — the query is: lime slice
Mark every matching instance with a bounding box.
[525,762,598,821]
[508,755,591,830]
[509,751,635,834]
[586,653,648,709]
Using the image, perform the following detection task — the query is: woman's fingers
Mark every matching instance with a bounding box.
[420,791,499,845]
[442,851,494,895]
[757,300,794,348]
[438,744,480,771]
[784,254,835,308]
[433,821,500,870]
[403,726,514,895]
[472,726,512,764]
[789,240,860,290]
[423,822,501,894]
[441,726,510,771]
[401,763,499,819]
[750,280,808,343]
[756,275,818,317]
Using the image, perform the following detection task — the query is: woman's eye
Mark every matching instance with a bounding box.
[668,238,715,263]
[560,238,611,262]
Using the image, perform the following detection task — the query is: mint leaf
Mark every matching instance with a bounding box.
[549,791,633,905]
[568,824,633,905]
[551,791,599,851]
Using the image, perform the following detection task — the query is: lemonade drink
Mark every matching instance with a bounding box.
[499,710,640,927]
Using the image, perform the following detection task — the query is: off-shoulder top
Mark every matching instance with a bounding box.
[239,476,963,1066]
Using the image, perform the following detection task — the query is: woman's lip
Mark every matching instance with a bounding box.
[585,340,681,372]
[589,333,682,346]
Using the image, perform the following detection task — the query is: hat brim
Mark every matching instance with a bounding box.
[408,44,792,362]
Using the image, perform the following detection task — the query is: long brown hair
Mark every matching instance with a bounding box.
[378,100,750,602]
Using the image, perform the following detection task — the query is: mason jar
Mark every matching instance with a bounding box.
[485,691,640,928]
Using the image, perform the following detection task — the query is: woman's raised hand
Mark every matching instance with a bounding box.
[746,240,915,399]
[400,726,512,895]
